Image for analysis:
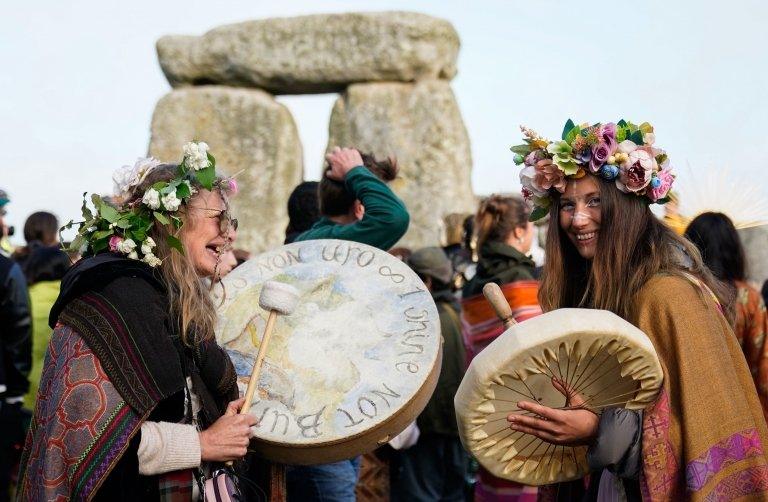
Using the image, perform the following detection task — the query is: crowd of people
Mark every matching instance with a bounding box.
[1,119,768,501]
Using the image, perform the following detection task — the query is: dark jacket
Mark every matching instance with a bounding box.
[462,240,536,298]
[295,166,409,250]
[416,291,465,436]
[0,254,31,399]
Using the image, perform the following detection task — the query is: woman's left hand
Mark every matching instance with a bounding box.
[506,378,599,446]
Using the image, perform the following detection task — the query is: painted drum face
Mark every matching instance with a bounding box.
[213,239,442,465]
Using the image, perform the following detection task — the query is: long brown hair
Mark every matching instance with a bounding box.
[539,174,734,323]
[474,194,530,252]
[128,164,231,344]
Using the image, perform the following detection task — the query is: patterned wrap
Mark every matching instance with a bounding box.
[16,325,145,500]
[636,275,768,501]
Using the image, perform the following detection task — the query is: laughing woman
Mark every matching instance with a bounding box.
[16,144,255,501]
[505,121,768,501]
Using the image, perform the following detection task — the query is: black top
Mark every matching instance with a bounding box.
[462,240,536,298]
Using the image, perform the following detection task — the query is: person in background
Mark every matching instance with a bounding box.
[0,189,15,257]
[12,213,72,409]
[390,247,468,502]
[13,211,61,278]
[289,147,409,502]
[462,195,541,356]
[389,247,412,262]
[685,212,768,420]
[442,213,474,292]
[295,147,409,250]
[460,194,541,501]
[284,181,320,244]
[0,247,31,501]
[763,280,768,311]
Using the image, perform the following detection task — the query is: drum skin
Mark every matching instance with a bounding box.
[213,239,442,465]
[454,308,663,485]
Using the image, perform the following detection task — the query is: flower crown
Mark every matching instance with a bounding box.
[63,141,237,267]
[511,119,675,221]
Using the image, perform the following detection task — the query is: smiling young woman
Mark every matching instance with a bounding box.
[506,120,768,501]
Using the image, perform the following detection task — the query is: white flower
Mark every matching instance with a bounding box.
[140,237,156,255]
[127,251,138,260]
[161,190,182,211]
[182,141,210,171]
[643,133,656,146]
[142,188,161,209]
[519,165,548,197]
[142,252,162,267]
[116,238,136,254]
[112,157,162,197]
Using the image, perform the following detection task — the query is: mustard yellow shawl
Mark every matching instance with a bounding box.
[635,275,768,501]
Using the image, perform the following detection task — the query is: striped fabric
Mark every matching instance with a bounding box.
[461,280,542,501]
[460,280,541,362]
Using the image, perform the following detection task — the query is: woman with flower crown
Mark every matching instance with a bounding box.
[16,143,257,501]
[504,121,768,501]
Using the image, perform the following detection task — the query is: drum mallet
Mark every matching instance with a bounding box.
[227,281,299,466]
[483,282,518,330]
[241,281,300,415]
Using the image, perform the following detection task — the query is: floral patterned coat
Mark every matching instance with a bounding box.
[734,280,768,422]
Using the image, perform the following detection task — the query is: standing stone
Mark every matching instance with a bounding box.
[739,226,768,287]
[148,86,303,254]
[157,12,459,94]
[327,80,474,249]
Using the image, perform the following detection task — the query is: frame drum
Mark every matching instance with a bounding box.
[212,239,442,465]
[454,308,663,485]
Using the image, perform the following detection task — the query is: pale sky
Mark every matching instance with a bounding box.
[2,0,767,243]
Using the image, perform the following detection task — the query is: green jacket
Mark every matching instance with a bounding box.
[24,280,61,407]
[462,240,536,298]
[295,166,409,250]
[417,291,466,436]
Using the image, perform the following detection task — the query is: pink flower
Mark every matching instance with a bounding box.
[617,140,637,155]
[109,235,123,252]
[649,168,674,201]
[616,149,653,193]
[524,150,547,167]
[227,178,238,195]
[600,123,617,151]
[520,165,547,198]
[590,142,612,173]
[534,161,567,193]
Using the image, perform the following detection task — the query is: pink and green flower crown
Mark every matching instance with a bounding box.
[511,119,675,221]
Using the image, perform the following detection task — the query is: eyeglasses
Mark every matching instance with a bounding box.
[189,206,238,235]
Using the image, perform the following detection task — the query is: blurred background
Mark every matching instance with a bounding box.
[2,0,766,243]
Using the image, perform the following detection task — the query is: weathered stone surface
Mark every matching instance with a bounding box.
[148,86,303,254]
[157,12,459,94]
[739,226,768,286]
[326,80,474,249]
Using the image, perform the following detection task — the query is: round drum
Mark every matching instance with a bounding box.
[454,308,663,485]
[212,239,442,465]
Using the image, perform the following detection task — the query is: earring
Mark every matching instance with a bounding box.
[517,237,523,244]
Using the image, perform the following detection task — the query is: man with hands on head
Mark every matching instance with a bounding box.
[295,146,409,250]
